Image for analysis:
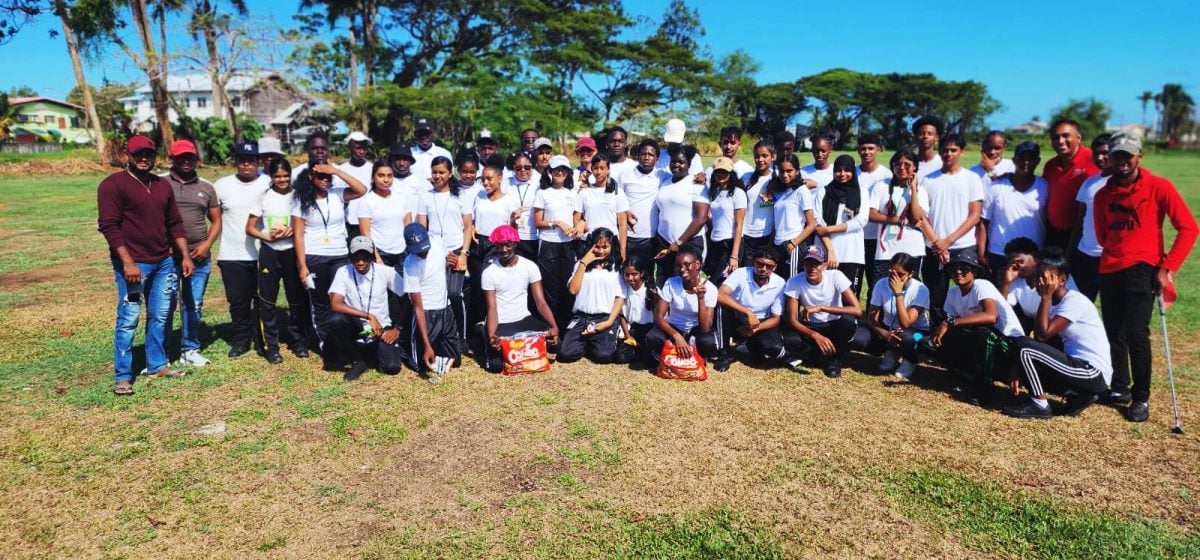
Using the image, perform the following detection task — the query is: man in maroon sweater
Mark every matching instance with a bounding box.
[1094,132,1198,422]
[97,136,195,395]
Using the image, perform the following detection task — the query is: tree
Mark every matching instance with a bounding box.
[1050,98,1112,141]
[1156,83,1194,143]
[1138,90,1155,129]
[53,0,109,162]
[0,0,42,45]
[0,93,17,140]
[6,85,38,97]
[184,0,247,140]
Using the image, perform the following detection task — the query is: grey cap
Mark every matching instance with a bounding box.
[1108,132,1142,155]
[533,137,553,151]
[349,235,375,255]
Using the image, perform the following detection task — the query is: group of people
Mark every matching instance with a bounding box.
[98,115,1196,423]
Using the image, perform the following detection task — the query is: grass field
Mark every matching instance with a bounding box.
[1,151,1199,558]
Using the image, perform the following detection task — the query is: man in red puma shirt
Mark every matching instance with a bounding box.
[1043,119,1098,250]
[1093,132,1198,422]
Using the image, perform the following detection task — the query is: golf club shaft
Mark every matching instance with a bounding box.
[1158,295,1184,433]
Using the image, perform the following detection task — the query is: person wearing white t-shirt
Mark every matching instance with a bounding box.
[998,239,1079,333]
[769,154,818,279]
[339,132,375,238]
[716,247,788,368]
[654,145,710,286]
[918,133,985,325]
[865,253,930,379]
[645,248,720,370]
[740,141,777,266]
[801,134,834,190]
[781,244,867,378]
[558,230,625,363]
[703,157,747,285]
[289,133,331,180]
[925,253,1024,405]
[215,143,272,358]
[814,155,872,298]
[575,153,629,259]
[247,159,311,362]
[868,149,928,303]
[1066,134,1112,301]
[1002,253,1112,419]
[533,155,583,329]
[385,142,432,197]
[980,141,1047,275]
[479,226,560,373]
[355,161,412,266]
[619,139,672,276]
[655,118,704,176]
[911,115,943,180]
[713,126,756,180]
[292,161,368,358]
[604,126,638,182]
[416,156,475,354]
[857,134,894,297]
[402,224,460,381]
[969,131,1016,186]
[614,256,657,365]
[503,151,541,260]
[456,154,483,202]
[328,236,408,381]
[468,158,518,328]
[411,116,454,180]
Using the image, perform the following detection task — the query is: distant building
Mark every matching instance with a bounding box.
[1007,118,1049,135]
[7,96,91,144]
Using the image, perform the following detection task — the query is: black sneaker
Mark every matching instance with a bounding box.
[1125,401,1150,422]
[228,344,251,358]
[823,359,842,378]
[265,350,284,365]
[1057,392,1099,417]
[713,354,732,372]
[1100,390,1132,405]
[292,345,310,358]
[343,360,368,382]
[1003,400,1052,419]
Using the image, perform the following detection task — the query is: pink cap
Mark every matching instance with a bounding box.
[575,137,597,151]
[490,225,520,244]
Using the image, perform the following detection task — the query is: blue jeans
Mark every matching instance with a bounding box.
[112,257,178,383]
[174,256,211,352]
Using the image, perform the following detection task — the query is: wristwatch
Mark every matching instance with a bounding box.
[946,316,957,326]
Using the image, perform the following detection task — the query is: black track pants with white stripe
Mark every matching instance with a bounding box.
[1014,338,1108,397]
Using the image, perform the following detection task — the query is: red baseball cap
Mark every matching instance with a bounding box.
[168,139,198,157]
[575,137,597,152]
[125,135,156,154]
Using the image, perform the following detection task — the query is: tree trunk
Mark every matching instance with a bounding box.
[361,0,376,87]
[54,0,108,164]
[130,0,173,145]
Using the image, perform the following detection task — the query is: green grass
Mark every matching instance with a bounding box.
[0,146,96,164]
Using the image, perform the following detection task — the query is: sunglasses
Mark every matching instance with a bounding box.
[513,165,532,171]
[948,267,973,276]
[312,173,332,181]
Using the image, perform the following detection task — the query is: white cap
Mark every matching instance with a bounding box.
[663,118,686,143]
[548,154,571,170]
[346,131,371,145]
[533,137,553,151]
[257,136,283,155]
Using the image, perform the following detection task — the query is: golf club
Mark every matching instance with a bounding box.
[1157,295,1184,435]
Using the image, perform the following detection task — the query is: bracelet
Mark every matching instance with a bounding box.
[893,292,904,297]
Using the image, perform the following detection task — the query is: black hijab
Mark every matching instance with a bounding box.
[822,154,861,226]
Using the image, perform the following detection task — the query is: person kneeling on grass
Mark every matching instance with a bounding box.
[781,243,869,378]
[558,228,624,364]
[923,252,1026,406]
[613,255,657,366]
[864,252,930,379]
[998,239,1077,335]
[1002,252,1112,419]
[479,225,560,373]
[327,236,407,381]
[715,246,788,370]
[402,223,461,383]
[644,247,720,371]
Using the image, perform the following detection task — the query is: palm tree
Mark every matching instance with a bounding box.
[1157,84,1195,143]
[1138,90,1154,129]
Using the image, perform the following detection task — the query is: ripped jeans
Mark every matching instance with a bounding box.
[112,257,178,383]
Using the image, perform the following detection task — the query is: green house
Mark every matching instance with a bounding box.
[8,97,92,144]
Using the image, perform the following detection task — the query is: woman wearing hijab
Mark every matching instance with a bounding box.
[815,155,872,298]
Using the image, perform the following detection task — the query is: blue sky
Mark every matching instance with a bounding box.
[2,0,1197,129]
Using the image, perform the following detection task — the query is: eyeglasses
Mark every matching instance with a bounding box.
[679,260,701,269]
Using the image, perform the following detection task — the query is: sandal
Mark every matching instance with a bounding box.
[113,382,134,396]
[144,367,187,379]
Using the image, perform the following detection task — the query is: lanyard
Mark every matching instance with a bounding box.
[352,265,375,313]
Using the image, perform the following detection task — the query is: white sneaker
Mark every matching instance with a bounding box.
[895,360,915,380]
[180,350,211,367]
[879,350,900,373]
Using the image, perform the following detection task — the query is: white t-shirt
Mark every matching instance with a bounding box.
[801,164,834,190]
[858,166,894,240]
[481,256,542,324]
[619,166,671,240]
[870,182,930,261]
[533,187,579,243]
[403,238,449,310]
[655,177,708,243]
[869,277,931,330]
[252,188,296,251]
[418,189,472,250]
[917,155,943,180]
[656,149,704,176]
[922,168,985,251]
[969,158,1016,186]
[1006,275,1079,319]
[772,186,814,245]
[1075,173,1109,257]
[411,143,453,180]
[814,182,872,265]
[723,267,785,319]
[705,160,755,184]
[292,187,351,257]
[1050,290,1113,381]
[329,263,404,328]
[575,187,629,235]
[503,176,540,241]
[573,267,622,315]
[983,176,1047,255]
[472,191,517,240]
[356,190,410,255]
[742,174,775,238]
[608,157,637,181]
[783,269,852,324]
[708,187,748,241]
[337,160,374,224]
[944,279,1024,337]
[395,173,433,198]
[214,174,271,261]
[660,276,718,332]
[621,281,654,325]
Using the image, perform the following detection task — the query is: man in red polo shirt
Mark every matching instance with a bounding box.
[1093,132,1197,422]
[1042,119,1099,251]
